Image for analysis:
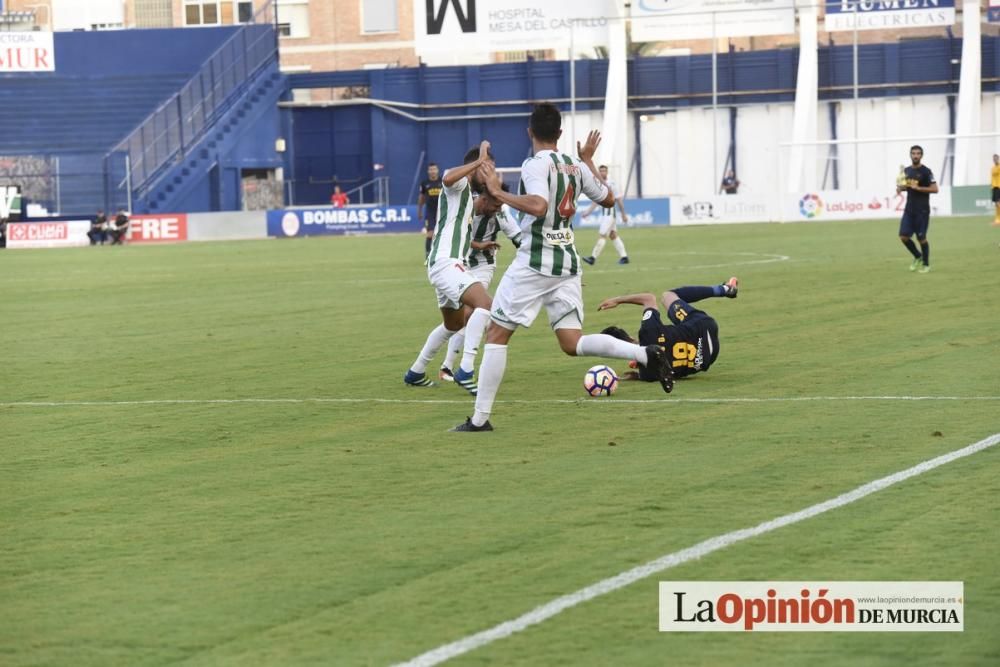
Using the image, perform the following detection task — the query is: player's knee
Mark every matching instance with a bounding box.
[485,321,513,345]
[899,235,911,242]
[661,291,679,309]
[609,230,617,240]
[555,328,582,356]
[917,236,927,244]
[462,284,491,311]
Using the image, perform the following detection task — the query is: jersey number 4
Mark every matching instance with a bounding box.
[557,183,577,219]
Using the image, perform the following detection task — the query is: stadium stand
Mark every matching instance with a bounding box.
[0,25,283,215]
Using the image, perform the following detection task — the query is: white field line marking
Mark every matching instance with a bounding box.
[395,431,1000,667]
[2,396,999,408]
[343,252,792,285]
[584,251,790,275]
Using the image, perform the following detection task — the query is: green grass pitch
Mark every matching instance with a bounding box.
[2,217,999,666]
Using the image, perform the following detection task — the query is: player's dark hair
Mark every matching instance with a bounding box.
[530,103,562,142]
[601,326,635,344]
[910,145,923,154]
[501,182,510,193]
[598,165,608,170]
[463,145,494,164]
[428,162,438,167]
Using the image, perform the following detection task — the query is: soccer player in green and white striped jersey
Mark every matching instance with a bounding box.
[404,141,498,394]
[451,104,673,432]
[440,198,522,381]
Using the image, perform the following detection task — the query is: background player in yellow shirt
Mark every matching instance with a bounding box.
[990,154,1000,225]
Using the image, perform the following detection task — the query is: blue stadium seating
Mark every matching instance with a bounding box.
[0,26,282,214]
[0,75,191,153]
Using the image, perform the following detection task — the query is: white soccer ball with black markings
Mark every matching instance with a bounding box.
[583,365,618,397]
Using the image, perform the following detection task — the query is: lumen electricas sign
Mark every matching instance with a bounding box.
[824,0,955,32]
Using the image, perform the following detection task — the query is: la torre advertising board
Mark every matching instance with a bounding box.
[824,0,955,32]
[631,0,796,42]
[267,205,422,237]
[670,195,777,226]
[414,0,613,54]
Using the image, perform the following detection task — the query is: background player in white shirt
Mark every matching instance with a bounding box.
[581,164,629,265]
[403,141,498,392]
[451,104,673,432]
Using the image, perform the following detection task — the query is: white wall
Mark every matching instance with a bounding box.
[52,0,124,31]
[978,93,1000,176]
[635,94,1000,199]
[829,96,951,191]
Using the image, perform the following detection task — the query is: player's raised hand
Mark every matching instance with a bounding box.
[597,298,619,311]
[577,130,602,162]
[479,139,492,161]
[477,162,500,194]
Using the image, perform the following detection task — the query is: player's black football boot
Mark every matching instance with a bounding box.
[643,344,674,394]
[450,417,493,432]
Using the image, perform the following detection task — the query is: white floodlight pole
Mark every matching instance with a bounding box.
[712,12,718,186]
[570,21,576,151]
[853,9,860,189]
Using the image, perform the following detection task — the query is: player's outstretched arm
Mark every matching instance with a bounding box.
[577,131,615,208]
[598,293,657,310]
[477,162,547,217]
[581,201,599,217]
[442,140,491,187]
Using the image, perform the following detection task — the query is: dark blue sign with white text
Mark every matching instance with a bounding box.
[267,205,422,237]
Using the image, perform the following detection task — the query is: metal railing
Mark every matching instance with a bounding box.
[106,0,278,207]
[285,176,391,208]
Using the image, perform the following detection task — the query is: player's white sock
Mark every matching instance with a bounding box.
[459,308,490,374]
[410,324,456,374]
[613,236,627,258]
[472,343,507,426]
[592,237,607,258]
[576,334,647,364]
[443,329,465,371]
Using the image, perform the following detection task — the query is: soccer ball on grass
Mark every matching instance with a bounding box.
[583,365,618,397]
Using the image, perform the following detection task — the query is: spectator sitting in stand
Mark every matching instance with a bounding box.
[109,209,130,245]
[88,210,108,246]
